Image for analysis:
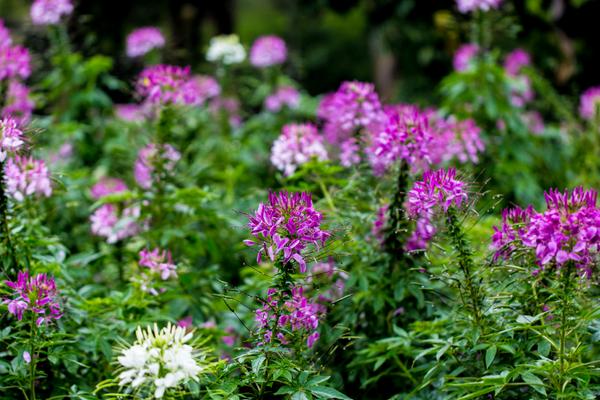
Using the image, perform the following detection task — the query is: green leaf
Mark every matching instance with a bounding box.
[251,355,266,376]
[275,386,297,395]
[521,372,546,395]
[310,386,353,399]
[291,391,310,400]
[485,345,497,369]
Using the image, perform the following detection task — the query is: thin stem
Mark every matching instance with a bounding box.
[384,162,409,259]
[317,179,336,212]
[0,161,18,274]
[29,313,37,400]
[558,264,573,391]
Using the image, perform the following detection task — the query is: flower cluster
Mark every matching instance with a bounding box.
[30,0,73,26]
[206,34,246,65]
[134,143,181,190]
[0,117,24,162]
[3,271,62,326]
[192,74,221,103]
[2,81,34,125]
[126,27,165,58]
[209,96,242,127]
[406,168,469,250]
[90,177,128,200]
[249,35,287,68]
[453,43,479,72]
[115,104,146,122]
[4,156,52,201]
[372,204,389,244]
[117,324,203,399]
[270,123,328,176]
[430,117,485,165]
[264,86,300,112]
[503,49,534,107]
[136,65,208,106]
[504,48,531,76]
[456,0,503,13]
[0,19,11,47]
[579,86,600,121]
[245,191,330,272]
[492,188,600,277]
[90,203,141,243]
[318,81,385,149]
[0,45,31,81]
[255,287,321,348]
[137,248,178,295]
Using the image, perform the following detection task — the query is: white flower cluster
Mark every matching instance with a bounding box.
[206,34,246,65]
[117,323,203,398]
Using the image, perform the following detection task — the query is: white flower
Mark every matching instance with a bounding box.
[116,323,204,399]
[206,34,246,65]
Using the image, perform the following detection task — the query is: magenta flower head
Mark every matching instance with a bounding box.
[319,81,385,146]
[134,143,181,190]
[265,86,300,112]
[136,64,204,106]
[139,248,177,281]
[2,81,35,126]
[245,191,330,273]
[115,104,146,122]
[90,203,141,243]
[126,27,165,58]
[4,156,52,201]
[407,168,469,218]
[249,35,287,68]
[430,117,485,165]
[491,205,534,261]
[579,86,600,121]
[270,123,328,176]
[30,0,73,26]
[453,43,479,72]
[255,286,322,348]
[371,204,389,244]
[367,106,433,175]
[90,177,128,200]
[0,117,24,162]
[3,271,62,326]
[0,45,31,81]
[504,48,531,76]
[456,0,503,13]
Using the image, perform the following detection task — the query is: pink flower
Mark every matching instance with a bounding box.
[0,19,12,47]
[245,191,330,273]
[4,156,52,201]
[249,35,287,68]
[126,27,165,58]
[209,97,241,127]
[0,117,24,162]
[453,44,479,72]
[372,204,389,244]
[270,123,328,176]
[491,205,534,261]
[579,86,600,121]
[136,65,206,106]
[407,168,469,217]
[2,81,34,126]
[339,138,361,167]
[30,0,73,26]
[178,316,193,328]
[90,177,128,200]
[115,104,146,122]
[522,111,544,135]
[139,248,178,280]
[3,271,62,326]
[504,48,531,76]
[0,45,31,81]
[90,203,141,243]
[264,86,300,112]
[456,0,503,13]
[134,143,180,189]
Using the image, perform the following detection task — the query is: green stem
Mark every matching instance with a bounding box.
[558,264,573,391]
[0,161,18,274]
[29,313,37,400]
[384,162,409,259]
[446,208,483,333]
[317,179,336,211]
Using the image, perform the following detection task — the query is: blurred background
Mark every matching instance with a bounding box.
[1,0,599,102]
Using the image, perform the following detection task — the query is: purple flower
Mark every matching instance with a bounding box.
[4,156,52,201]
[0,45,31,81]
[407,168,468,217]
[429,116,485,165]
[453,44,479,72]
[209,96,242,128]
[372,204,389,244]
[139,248,177,280]
[255,286,322,349]
[0,117,24,162]
[245,191,330,273]
[191,74,221,103]
[406,215,437,251]
[318,81,386,151]
[134,143,180,190]
[90,203,141,243]
[115,104,146,122]
[126,27,165,58]
[509,75,534,107]
[504,48,531,76]
[136,65,205,106]
[456,0,503,13]
[270,123,328,176]
[2,81,34,126]
[3,271,62,326]
[249,35,287,68]
[367,106,433,175]
[339,138,361,167]
[90,177,128,200]
[493,188,600,278]
[264,86,300,112]
[30,0,73,26]
[579,86,600,121]
[522,111,545,135]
